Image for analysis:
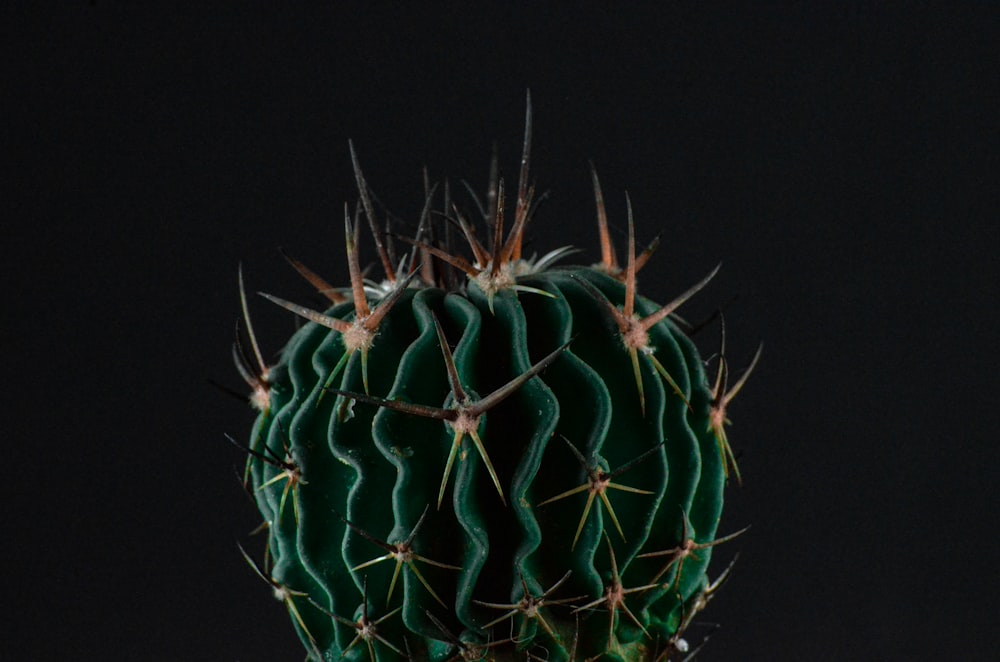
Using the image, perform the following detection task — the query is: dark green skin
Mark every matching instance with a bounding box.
[247,266,724,661]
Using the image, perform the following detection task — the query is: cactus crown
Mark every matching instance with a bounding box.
[230,96,757,661]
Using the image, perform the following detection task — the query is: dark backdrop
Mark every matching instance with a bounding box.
[5,4,997,661]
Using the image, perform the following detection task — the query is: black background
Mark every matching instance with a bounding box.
[5,3,998,661]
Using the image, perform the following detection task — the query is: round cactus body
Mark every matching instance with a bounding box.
[231,107,755,661]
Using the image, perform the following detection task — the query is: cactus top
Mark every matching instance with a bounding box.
[230,100,757,661]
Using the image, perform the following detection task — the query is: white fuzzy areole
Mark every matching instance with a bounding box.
[342,319,375,352]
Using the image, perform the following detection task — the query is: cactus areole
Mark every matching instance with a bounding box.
[230,99,759,661]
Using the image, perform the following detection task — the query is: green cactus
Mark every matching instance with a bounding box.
[230,101,758,661]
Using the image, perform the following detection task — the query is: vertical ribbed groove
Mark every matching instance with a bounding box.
[440,292,491,636]
[244,262,735,660]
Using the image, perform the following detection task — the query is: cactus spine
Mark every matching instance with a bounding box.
[230,99,758,661]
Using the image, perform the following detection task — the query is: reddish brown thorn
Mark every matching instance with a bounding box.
[278,247,347,304]
[384,217,399,275]
[630,264,720,412]
[633,231,662,275]
[324,383,464,507]
[486,145,499,229]
[571,275,630,335]
[573,259,714,415]
[345,202,371,318]
[413,181,440,284]
[517,91,533,214]
[258,292,352,333]
[590,165,618,273]
[360,268,418,333]
[261,258,416,395]
[489,177,506,278]
[463,335,573,418]
[437,180,462,290]
[329,381,453,420]
[349,140,396,283]
[638,264,722,333]
[623,193,638,318]
[418,244,436,289]
[501,183,534,267]
[451,202,490,267]
[510,90,532,263]
[395,234,481,279]
[568,274,650,414]
[431,315,471,406]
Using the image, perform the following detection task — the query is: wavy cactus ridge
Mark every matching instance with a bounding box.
[229,106,756,661]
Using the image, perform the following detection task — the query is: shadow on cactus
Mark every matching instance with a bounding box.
[227,97,760,661]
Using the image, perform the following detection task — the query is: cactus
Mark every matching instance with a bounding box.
[229,99,759,661]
